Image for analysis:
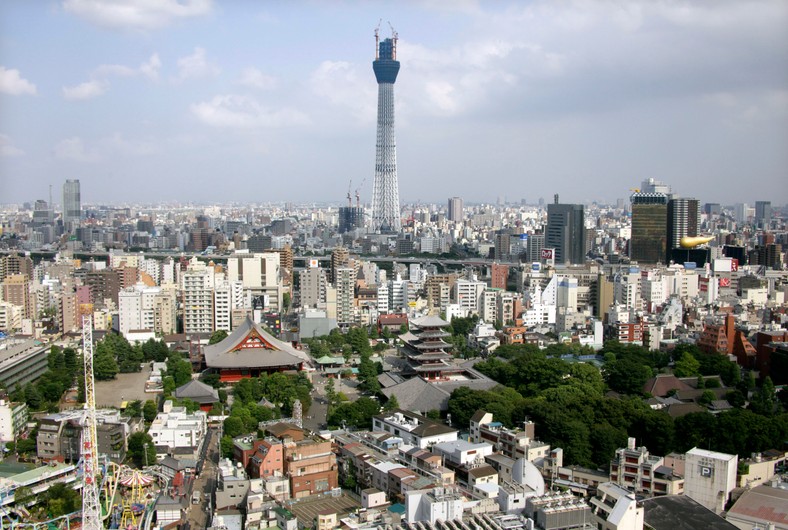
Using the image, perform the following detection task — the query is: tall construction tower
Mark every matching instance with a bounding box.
[81,314,103,530]
[370,24,401,234]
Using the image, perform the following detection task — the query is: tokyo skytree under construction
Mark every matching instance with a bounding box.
[370,25,401,234]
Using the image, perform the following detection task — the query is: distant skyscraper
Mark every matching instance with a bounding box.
[370,29,401,233]
[666,197,700,263]
[63,179,81,231]
[546,195,586,265]
[448,197,463,222]
[630,192,668,264]
[754,201,772,228]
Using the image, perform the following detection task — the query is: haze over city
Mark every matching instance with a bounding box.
[1,0,787,205]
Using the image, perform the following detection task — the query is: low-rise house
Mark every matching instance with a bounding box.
[609,437,684,496]
[215,458,250,511]
[590,482,644,530]
[469,410,551,463]
[372,410,458,449]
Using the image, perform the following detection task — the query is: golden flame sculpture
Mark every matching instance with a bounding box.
[680,236,714,248]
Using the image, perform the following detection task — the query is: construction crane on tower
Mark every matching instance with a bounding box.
[347,179,353,207]
[81,314,103,530]
[355,178,366,208]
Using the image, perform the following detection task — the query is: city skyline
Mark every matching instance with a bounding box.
[1,1,787,206]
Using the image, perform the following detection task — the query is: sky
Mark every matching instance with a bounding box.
[1,0,787,207]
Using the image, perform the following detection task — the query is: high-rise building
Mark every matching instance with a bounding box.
[526,234,545,263]
[754,201,772,228]
[447,197,463,222]
[630,193,668,264]
[546,196,585,265]
[666,198,700,263]
[62,179,81,231]
[370,29,401,233]
[335,267,357,326]
[338,207,364,234]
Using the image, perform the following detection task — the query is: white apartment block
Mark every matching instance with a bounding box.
[372,411,458,450]
[182,261,215,334]
[148,400,208,457]
[480,289,498,323]
[214,280,244,331]
[226,252,282,311]
[614,271,642,311]
[118,284,158,336]
[454,279,485,316]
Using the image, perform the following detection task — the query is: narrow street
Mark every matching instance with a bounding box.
[184,426,219,529]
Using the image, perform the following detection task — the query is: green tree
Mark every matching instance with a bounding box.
[220,435,234,458]
[93,341,119,380]
[699,390,716,405]
[162,376,176,397]
[674,352,701,378]
[166,353,193,387]
[383,394,399,412]
[13,485,35,506]
[200,373,222,388]
[223,416,244,438]
[44,483,80,517]
[127,432,157,467]
[605,357,652,395]
[143,400,158,422]
[750,377,777,416]
[209,330,229,345]
[124,400,143,418]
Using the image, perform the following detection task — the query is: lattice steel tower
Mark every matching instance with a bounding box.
[370,25,401,233]
[81,314,102,530]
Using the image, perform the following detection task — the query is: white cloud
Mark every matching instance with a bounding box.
[0,134,24,157]
[95,53,162,81]
[62,0,212,31]
[311,61,376,123]
[139,53,162,80]
[54,137,100,162]
[237,67,276,90]
[176,47,219,80]
[0,66,37,95]
[62,79,109,100]
[191,94,309,128]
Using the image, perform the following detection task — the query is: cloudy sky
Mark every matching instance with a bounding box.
[1,0,787,207]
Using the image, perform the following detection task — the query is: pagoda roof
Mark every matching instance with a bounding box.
[414,330,451,339]
[413,340,451,350]
[408,353,453,361]
[411,315,449,328]
[204,316,310,370]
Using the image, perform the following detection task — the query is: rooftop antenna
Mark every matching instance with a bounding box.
[49,184,53,210]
